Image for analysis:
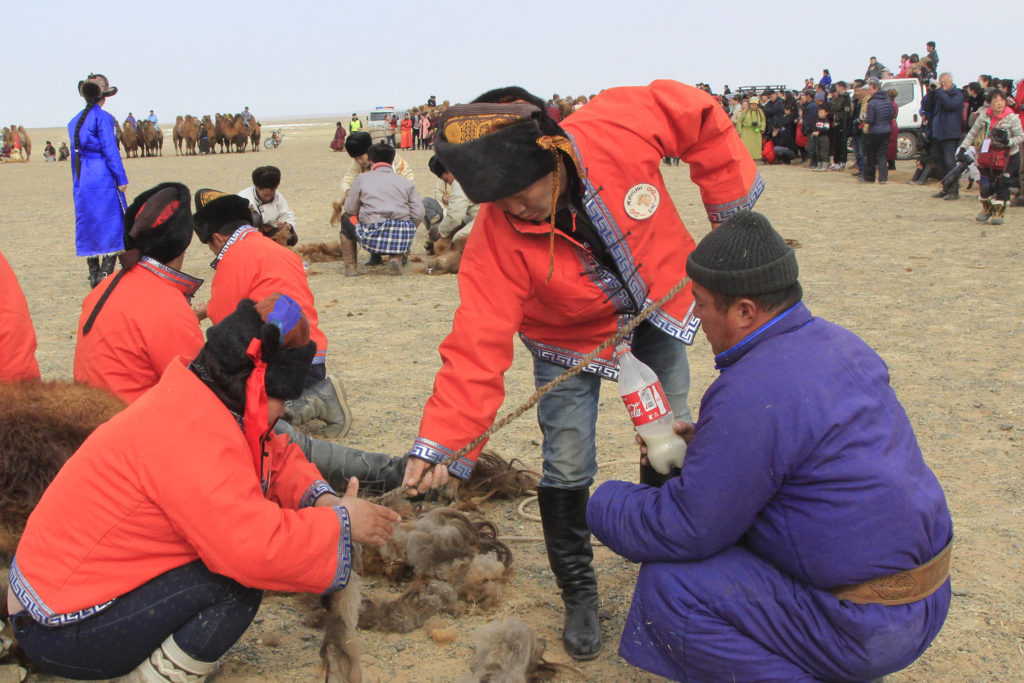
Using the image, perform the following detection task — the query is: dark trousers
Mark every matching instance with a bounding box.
[936,139,959,177]
[810,135,830,166]
[863,133,891,182]
[12,560,261,680]
[833,123,849,163]
[980,153,1021,200]
[852,135,865,171]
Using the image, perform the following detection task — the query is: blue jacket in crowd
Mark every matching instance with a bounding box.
[931,86,965,141]
[865,89,894,134]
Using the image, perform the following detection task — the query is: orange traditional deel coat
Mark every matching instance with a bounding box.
[207,227,328,365]
[409,80,763,478]
[74,258,205,403]
[0,251,41,382]
[10,360,351,625]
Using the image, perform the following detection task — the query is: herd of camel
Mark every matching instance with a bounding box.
[118,113,261,158]
[2,125,31,159]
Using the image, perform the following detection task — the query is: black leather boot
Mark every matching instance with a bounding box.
[364,252,383,267]
[537,486,602,661]
[86,257,101,288]
[99,254,117,281]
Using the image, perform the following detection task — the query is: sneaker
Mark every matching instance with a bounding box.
[857,177,869,183]
[877,180,887,185]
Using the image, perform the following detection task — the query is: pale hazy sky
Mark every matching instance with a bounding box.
[10,1,1024,128]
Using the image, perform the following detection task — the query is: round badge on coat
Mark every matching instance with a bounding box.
[624,183,660,220]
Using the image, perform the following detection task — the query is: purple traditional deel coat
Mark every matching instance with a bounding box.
[588,303,952,682]
[68,106,128,257]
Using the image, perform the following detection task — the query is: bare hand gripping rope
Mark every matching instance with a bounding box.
[393,273,692,499]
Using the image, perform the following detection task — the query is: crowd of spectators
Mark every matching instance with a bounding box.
[682,41,1022,223]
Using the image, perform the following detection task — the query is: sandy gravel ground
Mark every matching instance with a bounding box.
[1,118,1022,682]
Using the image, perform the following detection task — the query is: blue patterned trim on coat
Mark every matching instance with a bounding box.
[644,299,701,345]
[8,557,116,627]
[577,251,634,314]
[323,506,352,593]
[138,257,204,302]
[299,480,337,509]
[210,225,260,269]
[705,172,765,224]
[407,437,474,480]
[565,132,648,313]
[448,457,475,481]
[518,331,626,381]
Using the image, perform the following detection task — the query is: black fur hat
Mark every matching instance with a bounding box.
[193,188,252,243]
[192,295,316,412]
[252,165,281,189]
[123,182,193,264]
[434,86,566,203]
[345,131,373,158]
[428,154,447,179]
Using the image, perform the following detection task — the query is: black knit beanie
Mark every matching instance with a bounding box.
[686,211,798,295]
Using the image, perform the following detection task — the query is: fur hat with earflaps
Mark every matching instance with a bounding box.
[78,73,117,102]
[190,294,316,469]
[193,188,253,243]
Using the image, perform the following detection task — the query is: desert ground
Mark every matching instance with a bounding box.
[1,118,1022,682]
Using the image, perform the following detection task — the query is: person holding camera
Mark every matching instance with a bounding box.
[960,89,1024,224]
[927,73,965,199]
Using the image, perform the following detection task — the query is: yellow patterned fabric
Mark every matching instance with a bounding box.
[195,188,228,209]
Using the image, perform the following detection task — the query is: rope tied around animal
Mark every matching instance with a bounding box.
[396,272,692,498]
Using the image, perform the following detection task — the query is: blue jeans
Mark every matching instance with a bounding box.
[11,560,261,680]
[532,323,691,489]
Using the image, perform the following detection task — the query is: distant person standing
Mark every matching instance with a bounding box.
[859,78,894,184]
[418,112,431,149]
[926,42,939,74]
[400,114,413,149]
[69,73,128,288]
[349,113,363,133]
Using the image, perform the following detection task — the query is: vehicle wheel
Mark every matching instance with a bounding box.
[264,138,275,149]
[896,132,917,160]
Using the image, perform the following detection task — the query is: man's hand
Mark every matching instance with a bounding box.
[117,184,128,193]
[192,300,208,321]
[636,421,696,466]
[403,456,450,497]
[317,478,400,546]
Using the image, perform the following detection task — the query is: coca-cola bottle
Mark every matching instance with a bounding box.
[617,344,686,477]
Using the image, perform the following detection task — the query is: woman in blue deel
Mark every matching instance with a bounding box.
[69,73,128,288]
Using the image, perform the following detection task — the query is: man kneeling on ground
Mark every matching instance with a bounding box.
[588,210,952,682]
[339,143,423,276]
[8,294,401,682]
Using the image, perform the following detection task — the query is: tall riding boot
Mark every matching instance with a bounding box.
[990,200,1007,225]
[907,166,924,184]
[537,486,602,661]
[117,635,218,682]
[976,198,993,223]
[364,252,383,267]
[86,256,101,288]
[284,375,353,439]
[274,420,406,494]
[338,236,358,277]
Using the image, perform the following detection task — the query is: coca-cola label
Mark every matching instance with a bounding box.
[621,382,670,425]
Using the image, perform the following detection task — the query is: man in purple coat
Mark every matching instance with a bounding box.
[587,211,952,682]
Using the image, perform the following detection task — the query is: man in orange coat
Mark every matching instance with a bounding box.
[74,182,205,403]
[193,189,352,439]
[9,293,401,681]
[404,81,762,660]
[0,251,40,382]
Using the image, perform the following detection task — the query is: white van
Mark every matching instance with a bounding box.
[366,106,404,142]
[880,78,925,159]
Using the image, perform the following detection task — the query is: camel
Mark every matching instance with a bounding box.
[248,119,261,152]
[182,115,200,155]
[121,117,140,158]
[200,115,216,153]
[214,114,232,154]
[138,120,163,157]
[17,126,31,160]
[227,114,249,152]
[172,115,185,155]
